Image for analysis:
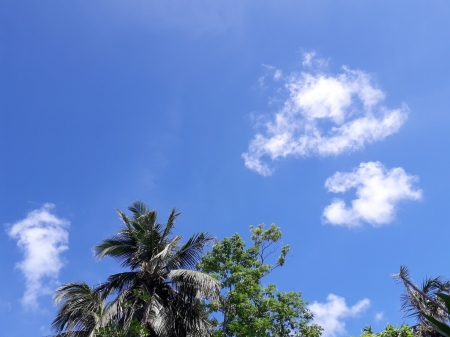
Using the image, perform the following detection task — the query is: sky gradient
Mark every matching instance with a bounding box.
[2,1,450,336]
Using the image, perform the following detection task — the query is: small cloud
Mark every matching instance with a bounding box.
[262,63,275,70]
[375,312,384,322]
[243,53,408,176]
[309,294,370,337]
[40,325,49,334]
[6,204,69,310]
[322,162,422,227]
[302,52,329,69]
[302,51,318,67]
[258,76,265,87]
[273,69,283,80]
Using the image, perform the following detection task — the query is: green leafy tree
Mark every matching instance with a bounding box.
[51,201,220,337]
[355,324,414,337]
[197,223,323,337]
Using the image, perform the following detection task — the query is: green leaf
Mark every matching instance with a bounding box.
[423,313,450,337]
[437,293,450,312]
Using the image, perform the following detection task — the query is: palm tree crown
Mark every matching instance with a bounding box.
[394,266,450,337]
[52,201,220,337]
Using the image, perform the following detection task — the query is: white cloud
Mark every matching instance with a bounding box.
[258,76,265,88]
[273,69,283,80]
[243,54,409,176]
[302,51,329,68]
[7,204,69,310]
[40,325,50,335]
[309,294,370,337]
[302,52,316,67]
[323,162,422,227]
[375,312,384,322]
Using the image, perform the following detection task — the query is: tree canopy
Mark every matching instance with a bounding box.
[197,223,323,337]
[355,324,414,337]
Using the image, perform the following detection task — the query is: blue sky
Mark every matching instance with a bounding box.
[2,1,450,336]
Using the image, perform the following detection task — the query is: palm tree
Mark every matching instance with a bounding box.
[51,201,220,337]
[51,282,118,337]
[393,266,450,337]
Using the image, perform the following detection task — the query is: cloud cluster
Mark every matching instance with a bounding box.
[7,204,69,310]
[323,162,422,227]
[243,55,408,176]
[309,294,370,337]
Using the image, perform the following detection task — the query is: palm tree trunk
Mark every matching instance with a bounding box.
[397,272,449,315]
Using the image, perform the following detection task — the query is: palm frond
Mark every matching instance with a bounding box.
[128,201,150,218]
[176,232,215,270]
[168,269,221,301]
[93,236,137,267]
[96,271,143,299]
[116,209,132,229]
[144,291,175,336]
[162,208,181,240]
[169,296,213,337]
[51,282,105,336]
[150,235,183,272]
[394,265,450,337]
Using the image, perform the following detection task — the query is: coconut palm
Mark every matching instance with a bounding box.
[394,266,450,337]
[51,201,220,337]
[51,281,118,337]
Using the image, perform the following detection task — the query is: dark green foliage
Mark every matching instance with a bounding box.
[94,319,149,337]
[51,201,220,337]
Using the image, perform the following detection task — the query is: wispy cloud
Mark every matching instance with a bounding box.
[302,51,329,68]
[323,162,422,227]
[309,294,370,337]
[375,312,384,322]
[7,204,69,310]
[243,53,408,176]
